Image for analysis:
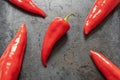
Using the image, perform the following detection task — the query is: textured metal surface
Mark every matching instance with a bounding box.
[0,0,120,80]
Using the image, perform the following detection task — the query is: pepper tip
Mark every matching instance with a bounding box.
[41,57,47,67]
[43,62,47,67]
[84,26,90,35]
[90,50,96,56]
[41,14,47,18]
[38,10,46,18]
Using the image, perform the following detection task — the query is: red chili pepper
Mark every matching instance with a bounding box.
[41,14,75,67]
[9,0,46,18]
[90,50,120,80]
[84,0,120,35]
[0,24,27,80]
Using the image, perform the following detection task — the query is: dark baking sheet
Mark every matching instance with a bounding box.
[0,0,120,80]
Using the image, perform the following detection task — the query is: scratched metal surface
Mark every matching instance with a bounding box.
[0,0,120,80]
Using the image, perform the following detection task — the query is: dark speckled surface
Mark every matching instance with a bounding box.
[0,0,120,80]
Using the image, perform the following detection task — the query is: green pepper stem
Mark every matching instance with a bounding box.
[64,13,76,21]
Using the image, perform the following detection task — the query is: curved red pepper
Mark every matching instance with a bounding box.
[0,24,27,80]
[41,14,75,67]
[9,0,46,18]
[84,0,120,35]
[90,50,120,80]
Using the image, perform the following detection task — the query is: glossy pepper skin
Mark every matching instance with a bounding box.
[41,14,75,67]
[84,0,120,35]
[9,0,46,18]
[0,24,27,80]
[90,50,120,80]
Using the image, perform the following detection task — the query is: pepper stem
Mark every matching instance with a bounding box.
[64,13,76,21]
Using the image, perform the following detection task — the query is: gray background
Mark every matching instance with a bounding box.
[0,0,120,80]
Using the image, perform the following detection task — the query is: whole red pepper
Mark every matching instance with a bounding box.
[9,0,46,18]
[0,24,27,80]
[90,50,120,80]
[41,14,75,67]
[84,0,120,35]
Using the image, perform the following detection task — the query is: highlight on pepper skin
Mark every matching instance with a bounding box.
[83,0,120,35]
[9,0,46,18]
[90,50,120,80]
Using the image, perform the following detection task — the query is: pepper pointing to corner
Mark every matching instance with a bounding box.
[0,24,27,80]
[84,0,120,35]
[9,0,46,18]
[90,50,120,80]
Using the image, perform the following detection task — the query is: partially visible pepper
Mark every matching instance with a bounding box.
[0,24,27,80]
[41,14,75,67]
[84,0,120,35]
[9,0,46,18]
[90,50,120,80]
